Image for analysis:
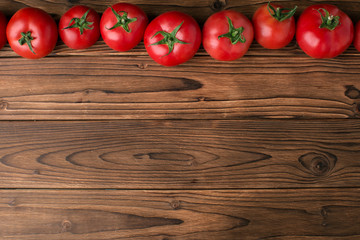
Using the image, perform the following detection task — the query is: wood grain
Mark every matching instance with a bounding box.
[0,120,359,189]
[0,42,360,120]
[1,188,360,239]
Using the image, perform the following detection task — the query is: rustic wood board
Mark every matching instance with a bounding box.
[0,42,359,120]
[1,188,360,239]
[0,120,359,189]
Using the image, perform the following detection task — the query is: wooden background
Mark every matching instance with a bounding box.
[0,0,360,239]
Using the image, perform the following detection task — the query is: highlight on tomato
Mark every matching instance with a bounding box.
[252,2,297,49]
[296,4,354,59]
[100,3,148,52]
[6,7,58,59]
[202,10,254,61]
[59,5,100,49]
[144,11,201,67]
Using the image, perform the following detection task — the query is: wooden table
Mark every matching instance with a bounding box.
[1,1,359,239]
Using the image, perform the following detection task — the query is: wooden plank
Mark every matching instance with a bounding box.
[0,42,359,120]
[0,120,359,189]
[1,188,360,239]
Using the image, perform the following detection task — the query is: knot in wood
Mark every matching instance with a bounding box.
[137,63,148,69]
[8,199,16,207]
[170,200,181,210]
[345,85,360,99]
[61,219,72,232]
[210,0,227,11]
[0,100,8,110]
[298,151,337,176]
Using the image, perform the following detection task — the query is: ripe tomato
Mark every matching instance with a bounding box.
[100,3,148,52]
[59,5,100,49]
[6,7,57,59]
[202,10,254,61]
[354,21,360,52]
[144,11,201,67]
[0,11,7,50]
[296,4,353,59]
[253,2,297,49]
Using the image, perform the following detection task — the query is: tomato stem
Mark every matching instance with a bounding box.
[63,9,93,35]
[317,8,340,31]
[18,31,35,55]
[267,2,297,22]
[106,8,137,33]
[218,17,246,44]
[149,21,188,56]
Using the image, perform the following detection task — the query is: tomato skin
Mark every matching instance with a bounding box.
[59,5,100,49]
[144,11,201,67]
[252,3,295,49]
[0,11,7,50]
[100,3,148,52]
[6,8,58,59]
[296,4,354,59]
[354,21,360,52]
[202,10,254,61]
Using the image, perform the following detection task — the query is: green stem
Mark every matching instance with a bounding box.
[267,1,297,22]
[106,8,137,33]
[218,17,246,44]
[18,31,35,54]
[149,21,188,56]
[63,9,93,35]
[317,8,340,31]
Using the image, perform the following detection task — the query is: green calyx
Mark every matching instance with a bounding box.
[218,17,246,44]
[63,9,93,35]
[149,21,188,56]
[267,2,297,22]
[18,31,35,54]
[317,8,340,31]
[106,8,137,32]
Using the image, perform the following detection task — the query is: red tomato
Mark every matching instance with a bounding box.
[100,3,148,52]
[202,10,254,61]
[296,4,354,59]
[59,5,100,49]
[144,11,201,66]
[6,8,58,59]
[354,21,360,52]
[253,2,297,49]
[0,11,7,50]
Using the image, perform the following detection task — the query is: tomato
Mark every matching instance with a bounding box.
[252,2,297,49]
[144,11,201,66]
[6,7,58,59]
[59,5,100,49]
[100,3,148,52]
[202,10,254,61]
[296,4,354,59]
[354,21,360,52]
[0,11,7,50]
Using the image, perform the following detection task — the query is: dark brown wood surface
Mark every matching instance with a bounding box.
[1,0,360,239]
[1,188,360,239]
[0,120,359,189]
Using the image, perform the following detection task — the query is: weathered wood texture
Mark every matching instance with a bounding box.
[1,188,360,239]
[0,42,360,120]
[0,120,359,189]
[0,1,359,120]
